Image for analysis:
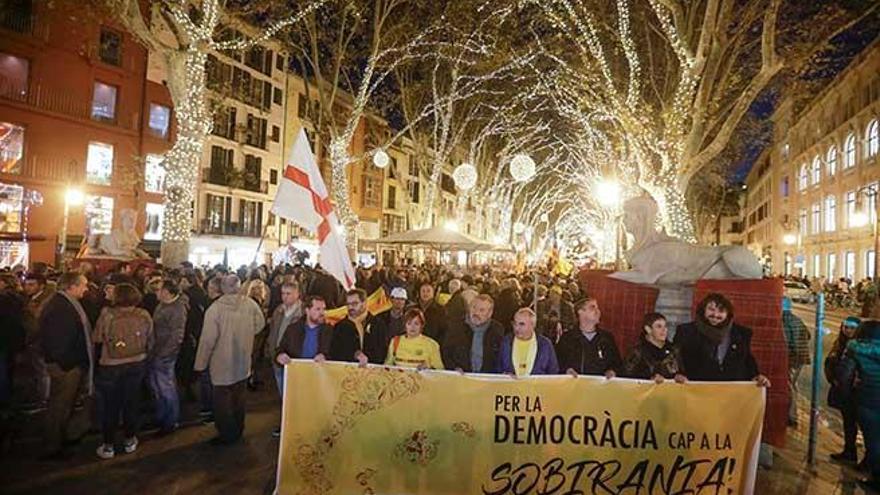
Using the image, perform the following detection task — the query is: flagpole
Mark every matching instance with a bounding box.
[252,222,271,265]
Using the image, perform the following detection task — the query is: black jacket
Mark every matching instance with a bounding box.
[622,337,684,379]
[330,313,389,364]
[555,328,622,375]
[277,318,333,360]
[673,321,760,381]
[39,293,90,371]
[418,300,447,343]
[494,288,521,334]
[442,319,504,373]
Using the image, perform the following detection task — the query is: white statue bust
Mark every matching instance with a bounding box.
[83,208,149,259]
[610,195,762,285]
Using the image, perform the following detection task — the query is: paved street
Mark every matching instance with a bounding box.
[0,315,876,495]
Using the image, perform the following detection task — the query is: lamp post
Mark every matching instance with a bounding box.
[596,178,623,270]
[58,187,84,270]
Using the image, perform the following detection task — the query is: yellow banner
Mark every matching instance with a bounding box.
[277,361,765,495]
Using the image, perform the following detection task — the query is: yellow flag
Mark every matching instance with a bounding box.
[323,287,391,326]
[277,361,765,494]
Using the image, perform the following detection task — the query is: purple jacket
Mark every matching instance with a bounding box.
[496,334,560,375]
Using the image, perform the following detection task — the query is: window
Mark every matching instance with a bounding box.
[868,250,876,279]
[144,202,164,240]
[204,193,225,231]
[0,53,29,98]
[440,173,456,194]
[408,159,418,177]
[271,125,280,142]
[91,82,117,121]
[826,145,837,176]
[871,183,879,225]
[868,120,879,158]
[297,94,307,119]
[382,213,405,237]
[846,251,856,280]
[363,175,381,208]
[209,145,234,184]
[846,191,857,227]
[386,185,396,210]
[0,183,23,233]
[813,254,821,278]
[811,202,821,234]
[239,199,261,236]
[243,155,262,192]
[84,195,114,234]
[827,253,836,281]
[811,156,821,184]
[824,195,836,231]
[799,209,807,236]
[273,87,282,105]
[270,169,278,185]
[0,122,24,174]
[147,103,171,138]
[212,106,236,140]
[245,114,268,149]
[798,164,808,190]
[99,28,122,66]
[845,133,857,168]
[408,180,420,203]
[276,53,285,71]
[144,154,165,193]
[781,176,789,197]
[86,141,113,185]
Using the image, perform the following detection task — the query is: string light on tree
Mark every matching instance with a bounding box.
[452,162,478,191]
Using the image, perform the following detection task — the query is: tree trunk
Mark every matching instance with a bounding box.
[160,49,211,267]
[420,160,443,228]
[329,137,358,254]
[642,174,697,243]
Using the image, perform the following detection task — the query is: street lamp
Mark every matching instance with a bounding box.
[783,233,797,245]
[595,179,622,208]
[443,220,459,232]
[59,186,84,269]
[372,149,389,169]
[851,211,869,228]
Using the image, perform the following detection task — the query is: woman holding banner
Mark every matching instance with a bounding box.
[384,308,444,370]
[622,312,687,384]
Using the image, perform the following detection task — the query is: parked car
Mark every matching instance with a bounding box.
[784,281,815,304]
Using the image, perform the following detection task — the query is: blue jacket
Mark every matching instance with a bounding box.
[848,323,880,408]
[496,334,560,375]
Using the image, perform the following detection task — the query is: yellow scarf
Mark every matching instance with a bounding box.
[351,311,369,347]
[512,334,538,377]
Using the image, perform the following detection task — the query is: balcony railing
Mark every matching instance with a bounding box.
[198,219,261,237]
[15,154,85,182]
[0,5,48,40]
[201,167,268,193]
[0,75,138,131]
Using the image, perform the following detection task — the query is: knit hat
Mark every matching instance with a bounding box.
[844,316,861,328]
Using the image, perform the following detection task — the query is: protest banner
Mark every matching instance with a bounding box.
[276,361,765,495]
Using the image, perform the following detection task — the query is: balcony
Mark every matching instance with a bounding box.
[0,4,48,40]
[13,154,85,183]
[0,75,138,131]
[201,167,268,193]
[198,219,261,237]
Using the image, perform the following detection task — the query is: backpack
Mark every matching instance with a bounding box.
[105,309,149,360]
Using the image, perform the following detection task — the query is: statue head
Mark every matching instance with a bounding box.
[622,195,659,250]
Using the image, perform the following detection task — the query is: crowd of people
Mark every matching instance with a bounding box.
[0,259,877,490]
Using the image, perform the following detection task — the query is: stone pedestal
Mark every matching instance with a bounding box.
[654,285,694,341]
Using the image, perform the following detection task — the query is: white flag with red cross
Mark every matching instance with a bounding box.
[271,128,355,290]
